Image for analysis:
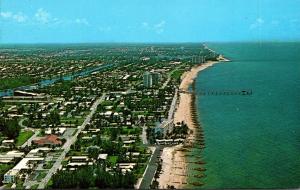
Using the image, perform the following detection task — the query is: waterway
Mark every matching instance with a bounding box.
[0,63,113,97]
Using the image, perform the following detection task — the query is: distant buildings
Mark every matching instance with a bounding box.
[14,90,40,97]
[143,71,161,88]
[2,90,50,103]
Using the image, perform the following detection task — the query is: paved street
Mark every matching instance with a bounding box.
[141,124,148,145]
[31,93,106,189]
[161,77,170,89]
[62,128,76,139]
[139,146,161,189]
[18,118,28,129]
[168,89,178,120]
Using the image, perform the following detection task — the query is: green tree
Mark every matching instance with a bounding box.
[0,119,20,139]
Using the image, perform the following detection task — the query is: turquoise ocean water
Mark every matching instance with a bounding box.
[194,43,300,188]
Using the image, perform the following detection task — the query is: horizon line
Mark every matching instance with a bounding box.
[1,40,300,46]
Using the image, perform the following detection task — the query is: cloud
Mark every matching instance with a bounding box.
[75,18,89,26]
[154,20,166,28]
[141,20,166,34]
[142,22,149,28]
[154,20,166,34]
[1,8,90,28]
[98,26,111,32]
[33,8,82,26]
[13,13,27,22]
[35,8,51,24]
[271,20,280,26]
[250,17,264,29]
[0,12,12,18]
[0,11,27,23]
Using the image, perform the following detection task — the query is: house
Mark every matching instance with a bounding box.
[118,163,136,173]
[70,156,89,162]
[3,157,44,183]
[3,170,18,184]
[28,147,51,157]
[45,128,66,135]
[2,139,14,145]
[67,156,92,169]
[98,154,108,160]
[33,134,62,147]
[0,151,24,164]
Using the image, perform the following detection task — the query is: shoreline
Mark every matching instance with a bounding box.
[158,57,229,189]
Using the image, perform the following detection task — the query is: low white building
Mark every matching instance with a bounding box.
[0,151,24,164]
[118,163,136,173]
[3,170,18,184]
[98,154,108,160]
[3,157,44,183]
[1,140,14,147]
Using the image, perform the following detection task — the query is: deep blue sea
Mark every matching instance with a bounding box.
[194,43,300,188]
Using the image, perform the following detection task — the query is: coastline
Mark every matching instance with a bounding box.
[158,57,229,189]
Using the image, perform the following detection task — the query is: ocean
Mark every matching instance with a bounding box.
[193,43,300,188]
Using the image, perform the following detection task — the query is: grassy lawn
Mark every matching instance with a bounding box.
[171,69,185,80]
[0,76,33,90]
[0,164,13,185]
[135,164,147,177]
[0,164,13,172]
[16,130,34,146]
[31,184,39,190]
[121,127,141,135]
[107,156,118,166]
[68,150,85,156]
[43,161,54,169]
[60,117,84,125]
[15,180,24,189]
[61,160,68,166]
[100,100,114,106]
[46,179,53,189]
[36,171,47,181]
[72,129,78,136]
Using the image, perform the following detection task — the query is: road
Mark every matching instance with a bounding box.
[160,77,170,89]
[137,73,178,189]
[139,146,161,189]
[18,118,28,129]
[168,89,178,121]
[141,124,148,145]
[160,68,179,90]
[34,93,106,189]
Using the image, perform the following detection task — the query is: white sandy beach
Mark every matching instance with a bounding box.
[158,58,228,188]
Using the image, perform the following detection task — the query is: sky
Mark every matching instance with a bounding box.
[0,0,300,43]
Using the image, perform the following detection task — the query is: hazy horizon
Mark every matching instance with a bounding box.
[1,0,300,44]
[1,40,300,46]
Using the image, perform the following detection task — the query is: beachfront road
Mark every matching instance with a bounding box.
[35,93,106,189]
[139,146,162,189]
